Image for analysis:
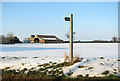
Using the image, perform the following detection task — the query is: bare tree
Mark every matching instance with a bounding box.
[6,33,14,44]
[6,33,14,38]
[65,31,76,39]
[112,36,117,42]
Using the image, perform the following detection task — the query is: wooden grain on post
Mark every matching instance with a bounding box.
[70,14,73,63]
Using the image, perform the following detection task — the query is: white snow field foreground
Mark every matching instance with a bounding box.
[0,43,119,77]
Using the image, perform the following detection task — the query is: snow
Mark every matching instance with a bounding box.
[0,43,119,77]
[41,38,57,40]
[0,43,118,57]
[63,57,118,77]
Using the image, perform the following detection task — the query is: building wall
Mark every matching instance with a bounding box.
[29,36,34,43]
[39,40,45,43]
[44,40,63,43]
[30,40,34,43]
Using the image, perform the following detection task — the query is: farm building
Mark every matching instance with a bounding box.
[28,35,63,43]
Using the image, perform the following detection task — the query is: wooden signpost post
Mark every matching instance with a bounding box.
[64,14,73,63]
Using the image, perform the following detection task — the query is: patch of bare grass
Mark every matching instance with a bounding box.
[78,65,88,68]
[73,55,83,63]
[64,52,69,62]
[88,67,93,69]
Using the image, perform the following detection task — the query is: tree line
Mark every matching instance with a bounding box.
[0,33,22,44]
[65,32,120,43]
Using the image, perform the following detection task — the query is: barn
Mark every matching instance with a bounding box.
[29,35,63,43]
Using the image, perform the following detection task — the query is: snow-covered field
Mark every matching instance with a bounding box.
[0,43,119,77]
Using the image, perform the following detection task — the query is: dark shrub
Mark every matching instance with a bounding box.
[67,71,73,76]
[100,57,104,59]
[77,74,83,78]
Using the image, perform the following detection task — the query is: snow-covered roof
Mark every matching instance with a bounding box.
[37,35,57,38]
[36,35,62,40]
[41,38,57,40]
[30,35,62,41]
